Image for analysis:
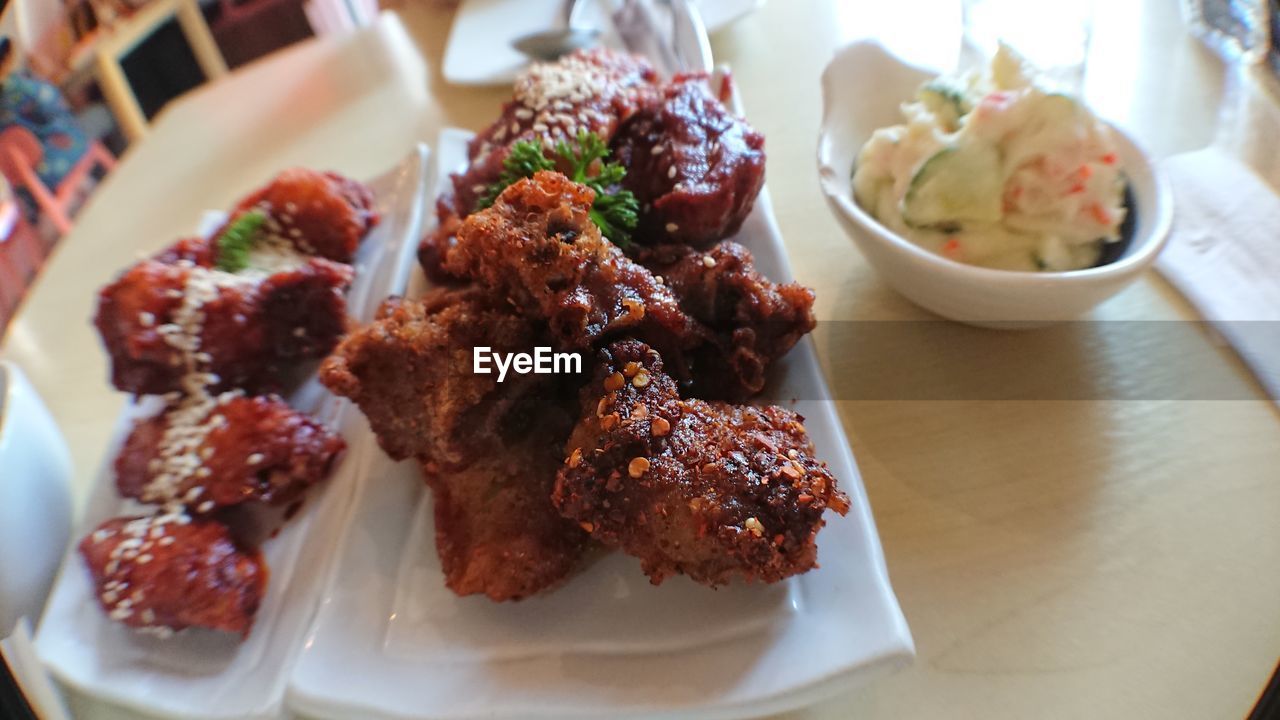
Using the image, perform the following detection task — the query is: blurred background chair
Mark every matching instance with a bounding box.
[93,0,228,142]
[0,125,115,236]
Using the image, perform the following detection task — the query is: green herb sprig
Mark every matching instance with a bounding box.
[479,131,639,247]
[215,209,267,273]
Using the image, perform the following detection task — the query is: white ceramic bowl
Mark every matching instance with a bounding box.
[0,361,72,635]
[817,40,1173,327]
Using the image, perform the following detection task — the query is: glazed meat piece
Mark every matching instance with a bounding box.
[638,241,815,399]
[320,286,578,468]
[227,168,379,263]
[554,340,849,586]
[79,513,267,638]
[422,420,590,602]
[441,171,700,353]
[611,76,766,247]
[420,49,660,279]
[116,393,345,512]
[448,49,660,219]
[95,257,352,395]
[151,236,216,267]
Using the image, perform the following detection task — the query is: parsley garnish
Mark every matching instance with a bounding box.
[479,131,640,247]
[214,209,267,273]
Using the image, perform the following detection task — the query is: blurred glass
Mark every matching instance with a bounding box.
[1182,0,1271,63]
[961,0,1095,93]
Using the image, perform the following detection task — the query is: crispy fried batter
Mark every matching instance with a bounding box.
[422,421,589,602]
[554,340,849,586]
[116,394,345,512]
[441,171,700,353]
[79,514,267,638]
[95,257,352,395]
[638,241,815,399]
[227,168,379,263]
[611,76,765,247]
[320,286,575,468]
[321,286,591,600]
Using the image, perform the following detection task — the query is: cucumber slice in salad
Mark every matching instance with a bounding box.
[902,145,1004,228]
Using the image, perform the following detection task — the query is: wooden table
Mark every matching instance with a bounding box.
[3,1,1278,718]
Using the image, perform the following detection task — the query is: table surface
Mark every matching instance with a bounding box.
[4,1,1279,718]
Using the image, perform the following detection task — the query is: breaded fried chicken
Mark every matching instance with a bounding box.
[320,287,592,601]
[638,241,816,399]
[116,394,345,512]
[320,286,577,468]
[554,340,849,586]
[442,171,700,353]
[422,419,590,602]
[80,513,267,638]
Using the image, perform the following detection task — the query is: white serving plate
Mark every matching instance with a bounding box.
[443,0,765,85]
[33,145,431,720]
[286,127,914,720]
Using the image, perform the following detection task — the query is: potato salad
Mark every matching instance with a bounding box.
[853,46,1127,272]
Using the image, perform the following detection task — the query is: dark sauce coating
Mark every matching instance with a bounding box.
[115,394,346,512]
[554,340,849,586]
[611,75,766,248]
[225,168,380,264]
[94,256,353,395]
[638,241,815,400]
[79,515,267,638]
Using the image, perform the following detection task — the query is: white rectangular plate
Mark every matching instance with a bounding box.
[33,145,431,720]
[286,128,914,720]
[443,0,767,86]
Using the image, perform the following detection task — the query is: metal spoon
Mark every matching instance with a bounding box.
[511,0,601,62]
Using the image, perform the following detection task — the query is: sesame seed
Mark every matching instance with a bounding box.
[138,312,155,327]
[666,223,680,234]
[702,254,716,268]
[667,166,677,179]
[744,517,764,537]
[579,521,595,533]
[567,448,583,468]
[632,371,651,388]
[650,145,665,155]
[514,108,534,120]
[247,453,264,465]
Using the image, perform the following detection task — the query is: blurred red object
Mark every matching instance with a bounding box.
[211,0,315,69]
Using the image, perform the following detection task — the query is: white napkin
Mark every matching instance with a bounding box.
[1156,147,1280,400]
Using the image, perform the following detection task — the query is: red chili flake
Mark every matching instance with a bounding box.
[1101,153,1118,165]
[1067,183,1086,195]
[1088,203,1112,225]
[942,237,962,256]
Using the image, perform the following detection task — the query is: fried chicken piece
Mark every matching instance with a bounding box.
[441,171,700,353]
[226,168,379,263]
[320,286,576,468]
[116,394,345,512]
[611,76,765,248]
[554,340,849,586]
[320,287,590,601]
[420,49,661,279]
[638,241,815,400]
[79,513,267,638]
[96,257,352,395]
[422,419,590,602]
